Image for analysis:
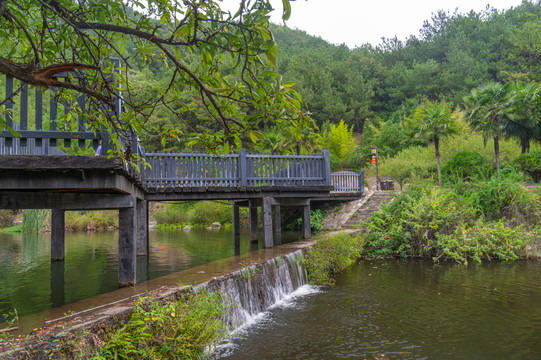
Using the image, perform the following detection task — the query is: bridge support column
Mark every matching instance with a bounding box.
[51,209,65,261]
[302,204,311,239]
[233,202,240,236]
[119,199,137,287]
[249,201,258,242]
[273,206,281,233]
[262,197,273,247]
[50,261,65,307]
[136,199,148,256]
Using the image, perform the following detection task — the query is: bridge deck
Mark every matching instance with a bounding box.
[0,155,144,209]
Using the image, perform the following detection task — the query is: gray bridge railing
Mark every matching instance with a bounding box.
[331,171,364,194]
[0,60,121,155]
[142,149,333,188]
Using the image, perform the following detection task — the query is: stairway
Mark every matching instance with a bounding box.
[343,191,394,229]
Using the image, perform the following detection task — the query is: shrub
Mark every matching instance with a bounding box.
[465,171,541,224]
[154,201,234,226]
[365,180,476,257]
[0,210,15,228]
[188,201,233,225]
[434,220,533,264]
[442,151,493,182]
[364,176,539,263]
[289,209,327,233]
[95,289,226,359]
[154,202,190,225]
[65,210,118,231]
[305,232,365,285]
[514,152,541,183]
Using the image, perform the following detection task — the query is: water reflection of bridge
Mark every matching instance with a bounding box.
[0,72,364,287]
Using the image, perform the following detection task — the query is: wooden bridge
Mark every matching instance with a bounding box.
[0,71,364,287]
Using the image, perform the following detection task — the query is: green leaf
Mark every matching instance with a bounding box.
[282,0,292,21]
[249,130,262,143]
[233,134,242,148]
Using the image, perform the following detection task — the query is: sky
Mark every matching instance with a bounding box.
[221,0,525,48]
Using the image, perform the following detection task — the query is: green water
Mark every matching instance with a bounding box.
[0,229,299,317]
[218,259,541,359]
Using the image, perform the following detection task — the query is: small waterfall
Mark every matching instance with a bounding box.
[205,250,308,330]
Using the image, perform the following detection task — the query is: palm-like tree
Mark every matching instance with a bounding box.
[463,82,513,175]
[505,82,541,153]
[408,100,457,186]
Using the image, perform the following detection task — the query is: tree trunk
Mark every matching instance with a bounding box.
[434,135,442,186]
[494,136,500,175]
[521,135,530,154]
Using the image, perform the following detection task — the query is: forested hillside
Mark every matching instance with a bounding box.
[273,1,541,130]
[125,1,540,158]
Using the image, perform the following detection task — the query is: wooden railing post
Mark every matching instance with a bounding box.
[323,150,331,186]
[239,148,248,186]
[359,170,364,194]
[4,76,14,148]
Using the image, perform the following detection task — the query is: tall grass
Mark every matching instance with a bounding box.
[22,209,49,233]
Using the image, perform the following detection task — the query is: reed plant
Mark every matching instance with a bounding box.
[22,209,48,233]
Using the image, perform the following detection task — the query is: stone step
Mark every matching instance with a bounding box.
[341,191,394,229]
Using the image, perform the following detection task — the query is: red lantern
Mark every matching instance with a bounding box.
[371,156,376,165]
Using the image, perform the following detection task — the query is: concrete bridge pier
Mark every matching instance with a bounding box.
[51,209,65,261]
[274,205,281,233]
[233,202,241,236]
[136,199,148,256]
[302,204,311,239]
[249,201,258,242]
[48,198,143,287]
[262,197,273,247]
[119,198,137,287]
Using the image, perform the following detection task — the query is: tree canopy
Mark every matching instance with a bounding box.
[0,0,305,155]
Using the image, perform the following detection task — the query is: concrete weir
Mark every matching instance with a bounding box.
[1,240,316,359]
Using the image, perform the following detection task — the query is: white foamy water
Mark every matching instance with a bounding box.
[207,250,320,359]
